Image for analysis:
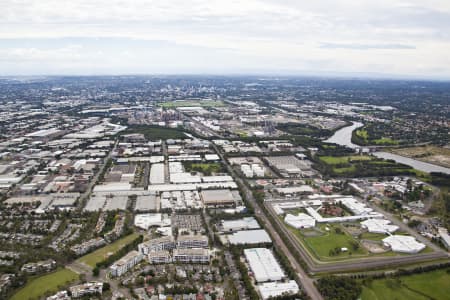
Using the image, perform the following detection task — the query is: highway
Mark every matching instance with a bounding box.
[212,143,324,300]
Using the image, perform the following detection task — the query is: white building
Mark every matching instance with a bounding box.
[382,235,426,254]
[109,250,143,277]
[244,248,285,283]
[221,217,260,232]
[360,219,399,234]
[438,227,450,250]
[228,229,272,245]
[259,280,299,300]
[134,213,171,230]
[70,281,103,298]
[284,213,316,229]
[138,236,176,254]
[149,163,165,185]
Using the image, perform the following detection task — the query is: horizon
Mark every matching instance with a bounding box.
[2,1,450,80]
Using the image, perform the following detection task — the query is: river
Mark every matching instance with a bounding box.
[325,122,450,174]
[324,121,363,149]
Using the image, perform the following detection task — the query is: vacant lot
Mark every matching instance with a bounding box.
[361,269,450,300]
[390,146,450,168]
[11,268,79,300]
[77,233,139,268]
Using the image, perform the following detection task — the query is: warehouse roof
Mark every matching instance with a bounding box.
[244,248,285,282]
[228,229,272,245]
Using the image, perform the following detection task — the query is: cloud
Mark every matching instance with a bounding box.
[319,43,416,50]
[0,0,449,78]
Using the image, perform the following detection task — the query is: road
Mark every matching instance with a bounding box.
[212,144,324,300]
[77,140,118,210]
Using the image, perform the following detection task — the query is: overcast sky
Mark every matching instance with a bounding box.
[1,0,450,79]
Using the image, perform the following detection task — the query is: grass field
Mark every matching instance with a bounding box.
[289,224,368,261]
[361,269,450,300]
[159,100,225,108]
[11,268,79,300]
[77,233,139,268]
[184,162,223,175]
[122,126,187,140]
[319,155,372,165]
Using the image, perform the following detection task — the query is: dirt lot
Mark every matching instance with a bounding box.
[390,146,450,168]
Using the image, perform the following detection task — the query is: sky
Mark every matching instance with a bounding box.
[1,0,450,79]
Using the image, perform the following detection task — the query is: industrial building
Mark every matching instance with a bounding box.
[228,229,272,245]
[220,217,260,232]
[201,189,237,206]
[258,280,299,300]
[244,248,285,283]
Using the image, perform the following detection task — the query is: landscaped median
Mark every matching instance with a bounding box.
[11,268,79,300]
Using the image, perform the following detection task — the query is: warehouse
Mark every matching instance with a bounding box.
[201,189,237,206]
[228,229,272,245]
[258,281,299,300]
[220,217,260,232]
[134,194,159,212]
[149,163,165,185]
[382,235,426,254]
[244,248,285,282]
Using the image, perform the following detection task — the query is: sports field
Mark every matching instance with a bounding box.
[11,268,79,300]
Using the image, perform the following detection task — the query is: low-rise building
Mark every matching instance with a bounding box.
[110,250,143,277]
[176,235,209,249]
[70,281,103,298]
[21,259,56,274]
[173,248,209,263]
[138,236,176,255]
[148,250,172,264]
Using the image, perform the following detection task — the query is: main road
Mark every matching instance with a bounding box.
[212,144,324,300]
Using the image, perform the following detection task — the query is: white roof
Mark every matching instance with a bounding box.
[93,182,132,192]
[149,163,165,184]
[259,280,299,300]
[134,213,170,230]
[221,217,260,231]
[170,173,201,184]
[284,213,316,229]
[229,229,272,245]
[361,219,398,234]
[383,235,426,254]
[244,248,285,282]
